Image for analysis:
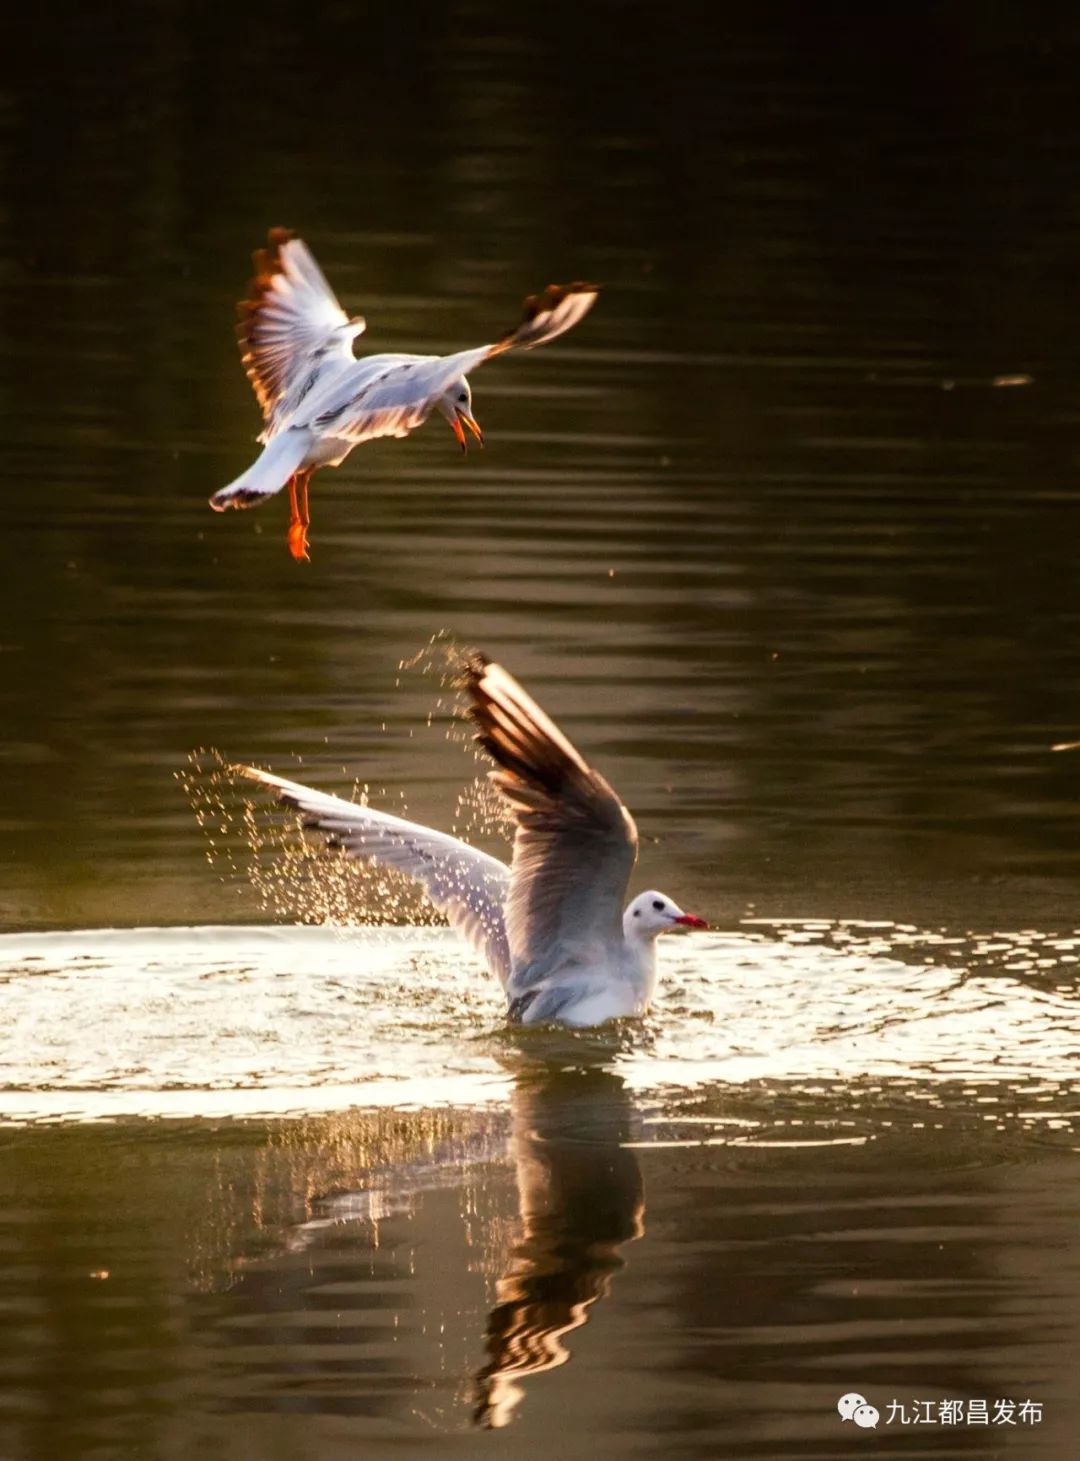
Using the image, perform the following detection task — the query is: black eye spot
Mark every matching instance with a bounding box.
[458,392,468,403]
[652,899,665,911]
[633,909,641,917]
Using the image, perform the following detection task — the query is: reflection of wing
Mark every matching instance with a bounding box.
[237,229,364,421]
[465,656,638,992]
[234,765,512,983]
[473,1066,643,1429]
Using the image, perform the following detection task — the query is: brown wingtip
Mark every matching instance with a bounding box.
[461,654,570,796]
[520,281,600,324]
[235,227,297,326]
[461,656,497,757]
[490,281,600,356]
[235,227,300,414]
[459,654,511,767]
[462,650,493,684]
[252,227,298,281]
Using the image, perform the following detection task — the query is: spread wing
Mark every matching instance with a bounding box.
[304,355,445,444]
[487,281,600,357]
[408,281,601,401]
[235,765,512,983]
[464,656,637,993]
[304,281,599,442]
[236,229,365,421]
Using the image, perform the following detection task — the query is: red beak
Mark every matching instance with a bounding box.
[674,913,708,929]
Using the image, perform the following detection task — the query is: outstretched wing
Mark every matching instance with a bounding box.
[304,281,599,443]
[235,765,512,984]
[302,355,444,444]
[488,281,600,357]
[237,229,365,421]
[416,281,601,399]
[464,655,636,993]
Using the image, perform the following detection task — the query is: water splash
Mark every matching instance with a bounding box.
[177,636,513,928]
[179,749,440,928]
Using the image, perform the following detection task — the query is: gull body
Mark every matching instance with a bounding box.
[210,230,598,559]
[234,656,707,1027]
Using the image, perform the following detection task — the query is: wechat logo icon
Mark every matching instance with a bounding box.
[838,1393,880,1429]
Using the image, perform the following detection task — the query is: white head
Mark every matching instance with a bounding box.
[623,890,708,941]
[437,377,483,451]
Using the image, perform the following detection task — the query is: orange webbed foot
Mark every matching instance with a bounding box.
[287,521,311,562]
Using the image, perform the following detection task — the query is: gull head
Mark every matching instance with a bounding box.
[437,378,484,452]
[624,891,708,941]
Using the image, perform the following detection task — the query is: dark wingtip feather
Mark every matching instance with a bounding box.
[237,228,297,318]
[490,281,600,356]
[462,650,492,685]
[235,227,299,413]
[519,281,600,323]
[266,225,297,251]
[462,655,579,798]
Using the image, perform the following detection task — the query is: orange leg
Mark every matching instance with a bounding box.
[287,470,312,562]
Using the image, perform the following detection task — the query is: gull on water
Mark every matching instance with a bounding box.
[210,230,599,560]
[233,655,707,1027]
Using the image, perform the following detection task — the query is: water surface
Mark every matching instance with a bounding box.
[1,921,1079,1457]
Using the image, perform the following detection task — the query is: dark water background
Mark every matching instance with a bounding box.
[6,2,1080,932]
[3,3,1080,1457]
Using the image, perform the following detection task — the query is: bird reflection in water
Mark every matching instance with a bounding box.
[473,1049,644,1428]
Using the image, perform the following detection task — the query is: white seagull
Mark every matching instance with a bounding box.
[210,230,599,560]
[232,654,707,1027]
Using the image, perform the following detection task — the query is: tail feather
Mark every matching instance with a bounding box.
[209,430,312,511]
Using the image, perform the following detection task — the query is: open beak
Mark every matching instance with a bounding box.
[673,913,709,929]
[457,407,483,448]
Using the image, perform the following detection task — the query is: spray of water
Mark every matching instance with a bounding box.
[178,634,513,928]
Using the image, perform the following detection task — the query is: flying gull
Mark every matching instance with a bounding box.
[210,230,598,560]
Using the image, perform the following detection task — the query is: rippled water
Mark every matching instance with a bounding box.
[3,922,1080,1116]
[6,2,1080,1456]
[2,923,1080,1455]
